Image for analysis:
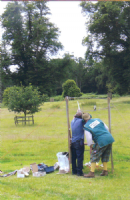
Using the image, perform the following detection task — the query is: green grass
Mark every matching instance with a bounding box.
[0,96,130,199]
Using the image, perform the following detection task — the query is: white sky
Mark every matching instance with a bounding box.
[0,1,88,59]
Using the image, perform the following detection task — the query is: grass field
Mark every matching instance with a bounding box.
[0,96,130,200]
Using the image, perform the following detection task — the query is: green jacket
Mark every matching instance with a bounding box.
[84,118,115,148]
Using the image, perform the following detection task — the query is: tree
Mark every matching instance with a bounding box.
[2,87,12,106]
[62,79,82,97]
[81,61,108,94]
[1,1,63,95]
[80,1,130,94]
[48,54,77,95]
[1,42,14,92]
[5,85,42,118]
[66,57,86,92]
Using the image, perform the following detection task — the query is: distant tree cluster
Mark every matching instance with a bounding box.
[1,1,130,97]
[80,1,130,95]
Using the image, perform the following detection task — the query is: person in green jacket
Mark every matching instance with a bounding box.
[82,113,115,178]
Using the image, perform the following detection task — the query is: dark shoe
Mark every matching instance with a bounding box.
[100,170,108,176]
[84,171,95,178]
[72,173,77,175]
[77,173,84,176]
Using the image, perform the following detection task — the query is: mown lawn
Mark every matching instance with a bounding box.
[0,96,130,200]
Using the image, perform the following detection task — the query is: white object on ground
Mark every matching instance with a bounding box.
[56,152,69,173]
[17,170,25,178]
[54,162,59,170]
[33,172,46,177]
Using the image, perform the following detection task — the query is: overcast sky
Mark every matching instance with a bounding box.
[0,1,88,59]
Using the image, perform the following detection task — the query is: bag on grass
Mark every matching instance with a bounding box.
[56,152,69,172]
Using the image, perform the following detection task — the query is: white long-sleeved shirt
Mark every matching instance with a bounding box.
[84,123,109,146]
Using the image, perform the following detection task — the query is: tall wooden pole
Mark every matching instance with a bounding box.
[107,97,114,173]
[65,96,71,174]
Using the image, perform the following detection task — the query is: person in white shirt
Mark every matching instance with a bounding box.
[84,130,93,154]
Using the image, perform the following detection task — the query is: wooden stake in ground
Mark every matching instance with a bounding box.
[107,97,114,173]
[65,96,71,174]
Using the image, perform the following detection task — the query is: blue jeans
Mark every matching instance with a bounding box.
[71,139,84,175]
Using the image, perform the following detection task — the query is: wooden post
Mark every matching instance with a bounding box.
[65,96,71,174]
[107,97,114,173]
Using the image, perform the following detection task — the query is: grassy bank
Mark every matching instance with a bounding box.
[0,96,130,199]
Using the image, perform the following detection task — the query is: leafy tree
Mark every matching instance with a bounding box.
[80,1,130,94]
[1,1,63,95]
[82,61,108,94]
[2,87,12,106]
[5,85,42,118]
[67,57,86,92]
[49,55,86,94]
[42,94,49,102]
[62,79,82,97]
[48,54,78,95]
[1,43,14,91]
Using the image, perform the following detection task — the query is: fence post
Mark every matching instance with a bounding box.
[107,97,114,173]
[65,96,71,174]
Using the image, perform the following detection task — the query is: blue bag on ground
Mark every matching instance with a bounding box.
[38,163,54,173]
[44,166,54,173]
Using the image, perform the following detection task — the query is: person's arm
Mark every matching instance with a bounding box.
[104,123,109,131]
[84,130,93,157]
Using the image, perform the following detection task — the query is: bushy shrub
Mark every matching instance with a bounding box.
[42,94,49,102]
[62,79,82,97]
[53,95,64,101]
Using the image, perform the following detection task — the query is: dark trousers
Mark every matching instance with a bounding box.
[71,140,84,175]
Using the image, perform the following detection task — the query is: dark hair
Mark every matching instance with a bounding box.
[74,113,82,118]
[75,115,82,119]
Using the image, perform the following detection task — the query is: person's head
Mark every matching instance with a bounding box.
[82,113,91,122]
[74,110,82,118]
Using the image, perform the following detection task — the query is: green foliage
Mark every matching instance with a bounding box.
[81,62,108,94]
[80,1,130,95]
[1,1,62,95]
[112,93,120,98]
[106,83,115,93]
[3,87,12,106]
[48,54,86,96]
[62,79,82,97]
[48,54,74,96]
[7,85,43,116]
[1,46,13,91]
[0,103,6,108]
[42,94,49,102]
[53,95,64,102]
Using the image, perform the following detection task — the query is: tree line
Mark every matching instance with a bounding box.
[1,1,130,97]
